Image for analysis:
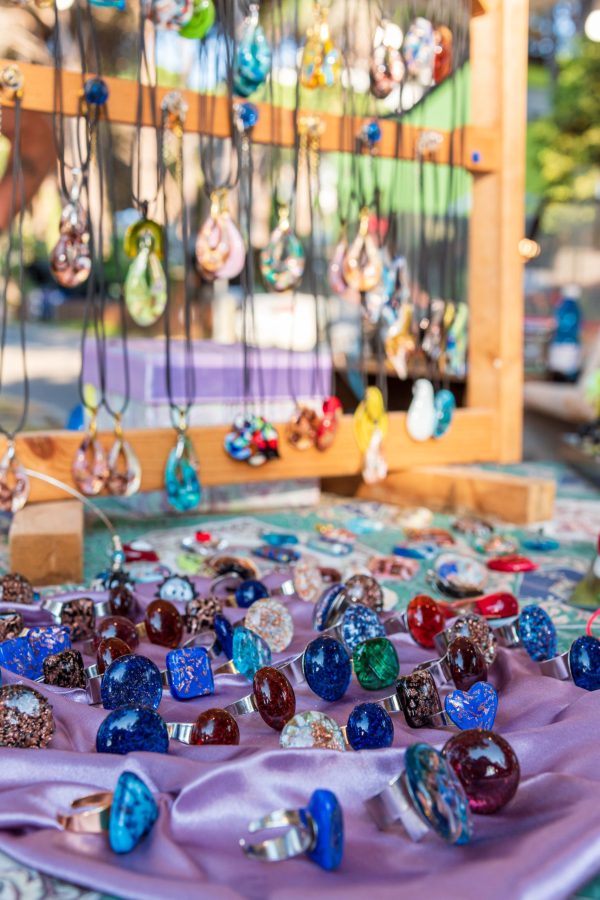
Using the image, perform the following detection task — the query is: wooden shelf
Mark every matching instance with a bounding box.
[6,408,496,504]
[0,59,498,174]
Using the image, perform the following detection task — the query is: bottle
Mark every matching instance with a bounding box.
[570,535,600,610]
[547,284,582,382]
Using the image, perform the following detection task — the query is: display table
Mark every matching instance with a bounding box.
[0,463,599,900]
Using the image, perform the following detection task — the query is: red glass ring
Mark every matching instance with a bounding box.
[487,555,537,573]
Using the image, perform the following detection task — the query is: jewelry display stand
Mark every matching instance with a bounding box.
[2,0,547,539]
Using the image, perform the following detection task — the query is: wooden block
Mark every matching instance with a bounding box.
[9,500,84,586]
[343,466,555,525]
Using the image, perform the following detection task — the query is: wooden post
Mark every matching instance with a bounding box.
[467,0,529,462]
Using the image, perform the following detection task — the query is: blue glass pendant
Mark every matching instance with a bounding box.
[109,771,159,854]
[405,743,472,844]
[433,389,456,439]
[304,790,344,871]
[444,681,498,731]
[96,706,169,755]
[233,4,272,98]
[165,431,201,512]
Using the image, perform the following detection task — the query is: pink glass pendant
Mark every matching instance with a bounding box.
[343,208,383,293]
[328,235,360,303]
[195,191,231,275]
[0,440,29,513]
[370,20,405,99]
[72,413,109,497]
[107,422,142,497]
[213,215,246,280]
[50,201,91,289]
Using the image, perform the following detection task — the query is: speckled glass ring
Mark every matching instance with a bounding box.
[323,603,386,653]
[343,574,384,611]
[416,636,488,691]
[365,743,473,844]
[0,609,23,641]
[41,595,110,642]
[292,557,324,603]
[367,556,420,580]
[427,553,488,599]
[240,790,344,871]
[57,771,159,854]
[493,604,557,662]
[41,648,87,689]
[0,626,71,679]
[540,634,600,690]
[276,636,352,702]
[434,614,497,665]
[377,670,451,729]
[96,705,169,755]
[242,598,294,652]
[167,708,241,745]
[0,572,36,605]
[0,684,55,748]
[99,654,163,710]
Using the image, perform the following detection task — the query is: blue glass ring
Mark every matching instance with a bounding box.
[540,633,600,691]
[96,705,169,755]
[100,654,163,711]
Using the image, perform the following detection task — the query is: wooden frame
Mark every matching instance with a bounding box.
[0,0,529,503]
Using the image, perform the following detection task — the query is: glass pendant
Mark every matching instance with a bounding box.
[354,387,388,485]
[384,304,415,380]
[403,17,435,86]
[301,2,341,90]
[286,406,320,451]
[224,413,280,466]
[0,439,29,513]
[329,232,360,304]
[211,213,246,281]
[421,298,446,361]
[407,378,436,442]
[342,208,383,293]
[370,20,405,99]
[433,25,453,84]
[72,409,109,497]
[146,0,194,30]
[50,182,91,289]
[315,396,343,451]
[195,190,232,277]
[165,417,201,512]
[124,219,167,327]
[444,303,469,378]
[233,3,272,98]
[107,416,142,497]
[260,205,305,292]
[179,0,215,38]
[434,389,456,439]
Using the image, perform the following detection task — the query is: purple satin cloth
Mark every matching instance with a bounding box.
[0,578,599,899]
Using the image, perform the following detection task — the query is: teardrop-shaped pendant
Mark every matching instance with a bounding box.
[343,208,383,293]
[50,201,91,289]
[107,425,142,497]
[407,378,436,442]
[233,3,272,97]
[211,215,246,280]
[434,388,456,439]
[179,0,215,38]
[301,2,341,89]
[195,191,231,275]
[370,20,405,99]
[72,427,109,496]
[0,440,29,513]
[353,387,388,455]
[362,427,388,485]
[403,16,435,86]
[165,430,201,512]
[124,225,167,327]
[260,206,305,292]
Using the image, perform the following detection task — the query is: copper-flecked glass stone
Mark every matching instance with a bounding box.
[144,599,184,648]
[43,649,86,689]
[190,708,240,745]
[109,585,136,618]
[253,666,296,731]
[95,615,140,651]
[444,614,497,665]
[0,609,23,641]
[344,574,384,612]
[443,730,520,814]
[447,636,488,691]
[186,597,221,635]
[406,595,445,648]
[397,670,442,728]
[0,684,54,748]
[60,598,96,642]
[97,637,131,674]
[0,573,34,605]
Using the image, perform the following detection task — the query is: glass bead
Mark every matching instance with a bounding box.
[42,649,86,689]
[346,703,394,750]
[100,654,163,710]
[59,598,95,642]
[191,708,240,745]
[253,666,296,731]
[405,743,472,844]
[186,597,221,634]
[443,730,520,815]
[447,637,488,691]
[96,705,169,755]
[83,77,109,106]
[353,637,399,690]
[397,670,442,728]
[145,599,184,648]
[569,635,600,691]
[237,101,259,129]
[109,771,159,854]
[303,636,351,702]
[406,595,445,648]
[97,637,131,675]
[363,120,382,144]
[0,684,54,748]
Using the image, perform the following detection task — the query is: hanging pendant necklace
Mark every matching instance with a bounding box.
[233,2,271,98]
[370,18,404,100]
[0,65,30,513]
[300,1,341,90]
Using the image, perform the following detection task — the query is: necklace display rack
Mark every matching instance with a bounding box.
[0,0,554,571]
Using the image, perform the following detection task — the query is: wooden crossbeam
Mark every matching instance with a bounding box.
[0,59,498,174]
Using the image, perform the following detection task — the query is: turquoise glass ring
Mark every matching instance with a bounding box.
[405,744,473,844]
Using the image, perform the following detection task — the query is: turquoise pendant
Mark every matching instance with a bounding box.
[165,431,201,512]
[233,4,272,98]
[433,389,456,439]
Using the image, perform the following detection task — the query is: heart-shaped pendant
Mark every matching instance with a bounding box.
[444,681,498,731]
